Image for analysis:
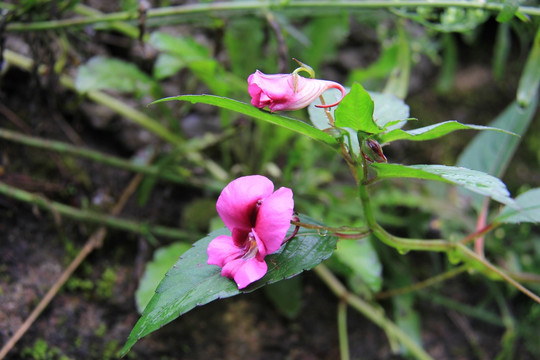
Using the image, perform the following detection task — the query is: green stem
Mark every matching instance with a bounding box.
[337,301,350,360]
[358,184,452,252]
[291,220,369,234]
[456,243,540,304]
[0,181,190,240]
[374,265,468,299]
[314,264,434,360]
[5,1,540,32]
[0,128,189,184]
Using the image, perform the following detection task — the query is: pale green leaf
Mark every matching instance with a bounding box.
[264,277,303,319]
[135,242,191,313]
[333,238,382,293]
[457,99,537,211]
[496,188,540,224]
[75,56,155,96]
[371,163,517,208]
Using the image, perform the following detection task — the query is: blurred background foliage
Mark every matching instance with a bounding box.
[1,0,540,358]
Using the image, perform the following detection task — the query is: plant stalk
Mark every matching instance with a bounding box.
[0,181,190,239]
[5,1,540,32]
[314,264,434,360]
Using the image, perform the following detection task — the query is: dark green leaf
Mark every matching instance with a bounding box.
[152,95,338,146]
[333,238,382,293]
[120,214,337,355]
[378,121,516,145]
[371,163,517,208]
[264,277,303,319]
[496,188,540,224]
[335,83,378,133]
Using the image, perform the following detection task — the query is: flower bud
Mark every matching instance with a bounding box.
[361,139,387,163]
[248,70,346,112]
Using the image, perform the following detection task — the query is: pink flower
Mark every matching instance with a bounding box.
[207,175,294,289]
[248,70,346,112]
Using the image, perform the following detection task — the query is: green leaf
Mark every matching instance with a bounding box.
[496,188,540,224]
[517,27,540,107]
[75,56,155,97]
[378,121,516,145]
[457,99,538,211]
[152,95,338,146]
[153,53,186,80]
[393,294,422,355]
[335,83,378,133]
[333,238,382,294]
[120,214,337,355]
[308,88,409,132]
[135,242,191,313]
[370,92,410,130]
[264,277,303,319]
[371,163,517,208]
[496,0,519,23]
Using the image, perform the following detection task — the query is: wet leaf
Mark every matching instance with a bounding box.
[371,163,517,208]
[121,214,337,355]
[264,277,303,319]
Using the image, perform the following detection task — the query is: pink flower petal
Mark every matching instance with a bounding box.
[207,235,243,267]
[247,70,345,112]
[216,175,274,231]
[255,187,294,255]
[221,257,267,289]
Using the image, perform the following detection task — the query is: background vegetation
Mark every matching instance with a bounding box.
[1,0,539,359]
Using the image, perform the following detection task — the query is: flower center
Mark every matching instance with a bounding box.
[250,199,263,227]
[242,231,259,259]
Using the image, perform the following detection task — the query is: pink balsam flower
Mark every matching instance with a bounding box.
[248,70,346,112]
[207,175,294,289]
